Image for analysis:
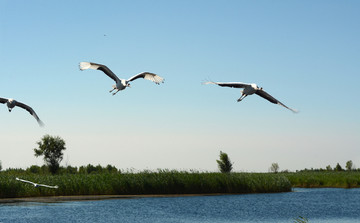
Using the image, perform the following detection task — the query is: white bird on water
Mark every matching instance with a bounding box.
[79,62,164,95]
[0,97,44,126]
[203,81,298,113]
[16,177,58,189]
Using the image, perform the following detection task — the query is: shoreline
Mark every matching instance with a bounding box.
[0,193,235,203]
[3,187,358,203]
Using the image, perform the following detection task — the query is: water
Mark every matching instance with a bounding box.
[1,188,360,223]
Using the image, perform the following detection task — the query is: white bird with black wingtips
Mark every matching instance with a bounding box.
[203,81,298,113]
[79,62,164,95]
[16,177,58,189]
[0,97,44,126]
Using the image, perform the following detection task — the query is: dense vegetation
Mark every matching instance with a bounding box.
[2,161,360,199]
[283,171,360,188]
[0,167,291,198]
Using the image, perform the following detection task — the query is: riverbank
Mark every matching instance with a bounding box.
[1,192,270,203]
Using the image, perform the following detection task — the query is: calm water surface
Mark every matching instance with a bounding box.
[1,188,360,223]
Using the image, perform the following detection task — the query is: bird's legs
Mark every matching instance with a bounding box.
[237,94,247,102]
[109,84,120,95]
[109,84,118,93]
[112,89,120,95]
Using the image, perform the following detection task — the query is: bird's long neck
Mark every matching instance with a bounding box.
[7,99,16,110]
[121,79,130,87]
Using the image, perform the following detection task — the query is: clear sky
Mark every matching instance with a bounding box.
[1,0,359,172]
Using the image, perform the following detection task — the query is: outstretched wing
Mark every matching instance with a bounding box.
[255,89,298,113]
[0,97,8,104]
[79,62,121,83]
[202,81,250,89]
[16,177,36,186]
[37,183,59,189]
[15,102,45,126]
[127,72,164,85]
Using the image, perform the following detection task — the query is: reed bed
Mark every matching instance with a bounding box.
[283,171,360,188]
[0,171,291,198]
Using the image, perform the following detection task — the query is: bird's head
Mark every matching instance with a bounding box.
[126,82,131,88]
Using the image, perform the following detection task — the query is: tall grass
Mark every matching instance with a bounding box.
[283,171,360,188]
[0,171,291,198]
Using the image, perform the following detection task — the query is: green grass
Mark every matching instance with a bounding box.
[282,171,360,188]
[2,170,359,199]
[0,171,291,198]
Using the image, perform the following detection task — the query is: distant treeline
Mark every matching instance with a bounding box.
[283,172,360,188]
[294,161,359,173]
[2,164,120,175]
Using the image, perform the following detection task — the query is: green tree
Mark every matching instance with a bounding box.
[216,151,233,173]
[79,166,87,174]
[269,163,280,173]
[346,160,353,171]
[326,165,332,171]
[86,164,97,174]
[0,160,2,171]
[34,134,66,174]
[27,165,41,174]
[334,163,343,171]
[106,164,118,173]
[66,165,78,174]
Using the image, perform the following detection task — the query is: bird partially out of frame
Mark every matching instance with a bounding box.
[0,97,44,126]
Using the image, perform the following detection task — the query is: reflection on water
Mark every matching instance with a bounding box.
[1,188,360,223]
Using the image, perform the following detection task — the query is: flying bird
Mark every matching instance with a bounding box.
[79,62,164,95]
[16,177,58,189]
[0,97,44,126]
[203,81,298,113]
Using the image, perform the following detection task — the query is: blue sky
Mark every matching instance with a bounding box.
[1,0,359,172]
